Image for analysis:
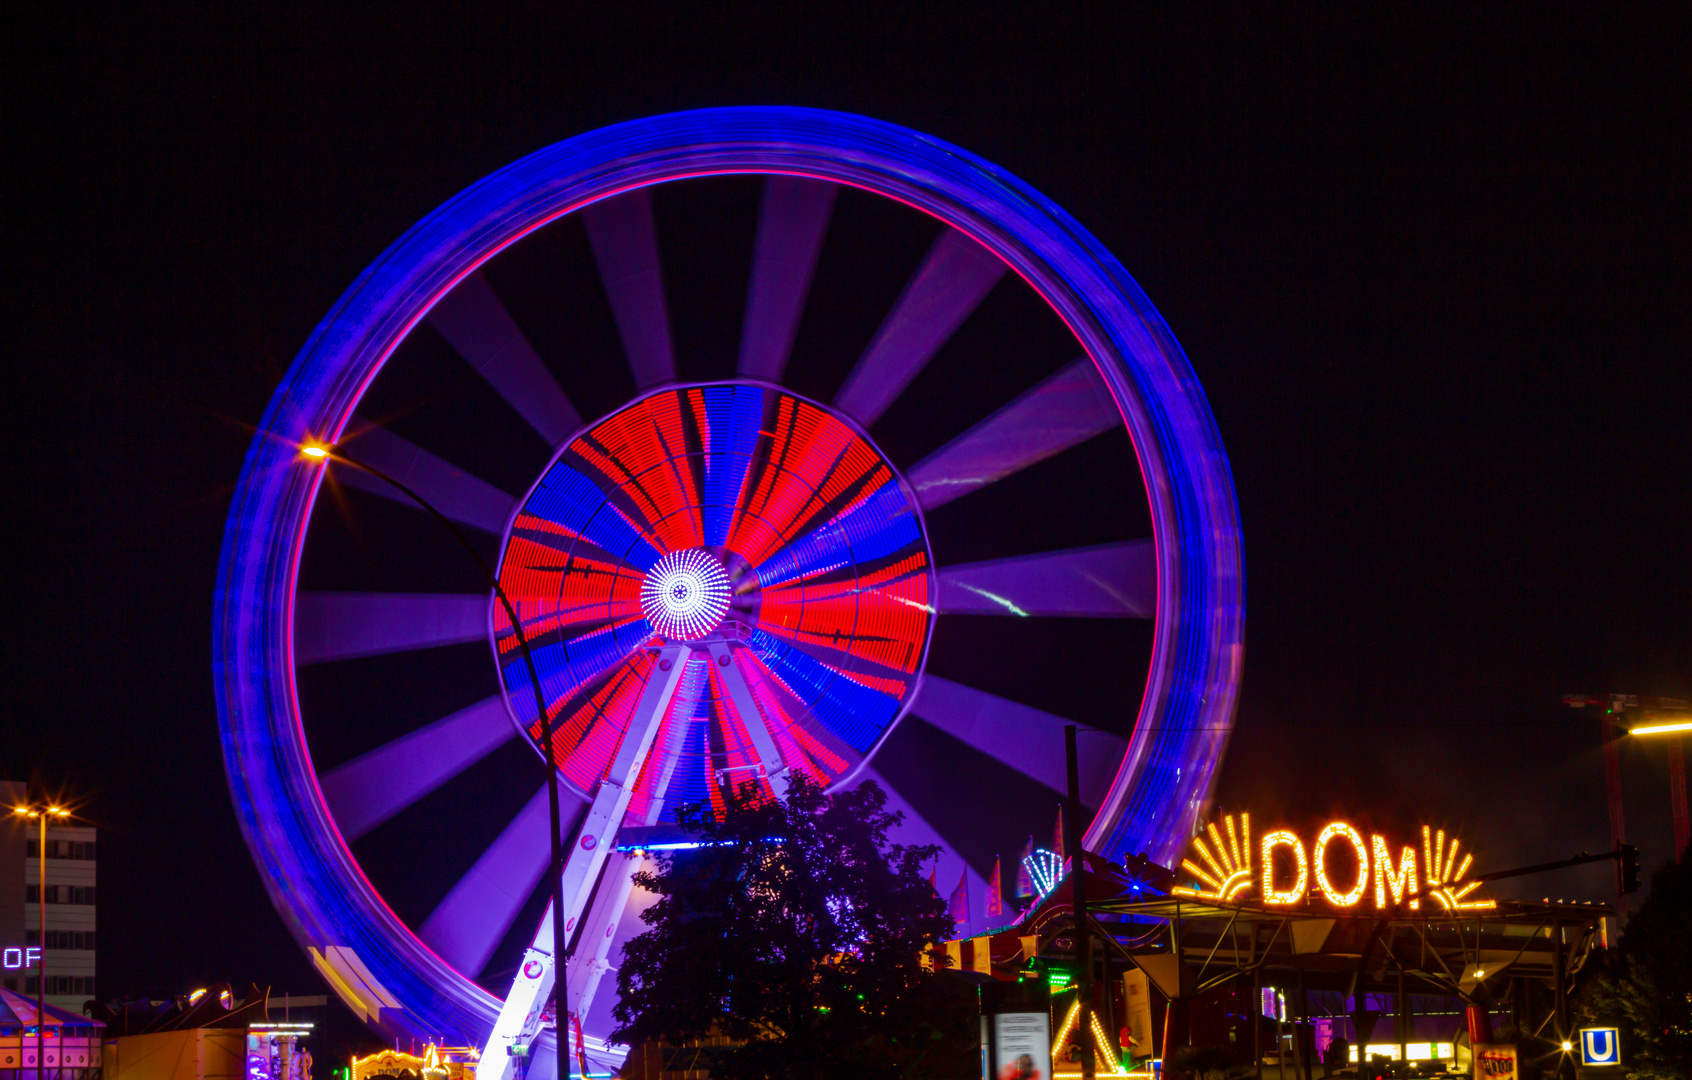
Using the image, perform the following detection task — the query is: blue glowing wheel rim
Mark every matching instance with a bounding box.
[214,108,1244,1063]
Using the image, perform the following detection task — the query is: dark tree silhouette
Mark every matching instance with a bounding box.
[1573,850,1692,1079]
[612,774,979,1079]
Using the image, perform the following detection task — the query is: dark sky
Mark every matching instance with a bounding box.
[5,1,1688,1035]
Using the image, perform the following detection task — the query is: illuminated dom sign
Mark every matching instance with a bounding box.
[1172,813,1495,912]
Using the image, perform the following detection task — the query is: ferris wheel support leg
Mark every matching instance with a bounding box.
[479,645,692,1080]
[705,642,791,798]
[564,849,644,1026]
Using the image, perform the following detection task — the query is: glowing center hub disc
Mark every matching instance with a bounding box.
[640,548,733,640]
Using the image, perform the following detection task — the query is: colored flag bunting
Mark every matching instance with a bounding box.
[1015,835,1035,899]
[947,869,969,929]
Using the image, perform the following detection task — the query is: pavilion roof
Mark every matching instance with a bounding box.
[0,989,105,1030]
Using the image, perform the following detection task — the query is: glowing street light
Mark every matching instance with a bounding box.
[1628,709,1692,863]
[13,802,71,1076]
[1629,717,1692,737]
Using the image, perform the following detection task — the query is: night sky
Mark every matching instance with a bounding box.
[6,2,1687,1042]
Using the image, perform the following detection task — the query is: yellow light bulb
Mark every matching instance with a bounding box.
[301,444,330,459]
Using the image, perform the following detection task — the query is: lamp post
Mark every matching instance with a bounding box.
[1628,710,1692,860]
[299,441,571,1079]
[12,802,70,1080]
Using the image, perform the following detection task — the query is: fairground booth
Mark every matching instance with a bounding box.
[950,812,1610,1079]
[0,988,103,1080]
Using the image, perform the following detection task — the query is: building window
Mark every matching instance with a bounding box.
[24,884,96,905]
[40,976,95,995]
[28,840,96,860]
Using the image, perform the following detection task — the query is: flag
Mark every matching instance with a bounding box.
[928,864,938,894]
[1015,836,1035,899]
[1052,805,1066,861]
[947,869,969,928]
[986,856,1004,919]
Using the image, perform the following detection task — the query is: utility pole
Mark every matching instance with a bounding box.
[1064,725,1094,1080]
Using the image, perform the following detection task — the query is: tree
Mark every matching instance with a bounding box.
[612,774,980,1080]
[1572,851,1692,1079]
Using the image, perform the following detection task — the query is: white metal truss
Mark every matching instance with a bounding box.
[478,643,691,1080]
[478,630,805,1076]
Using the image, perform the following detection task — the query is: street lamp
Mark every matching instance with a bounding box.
[13,801,70,1080]
[1628,709,1692,861]
[299,440,571,1078]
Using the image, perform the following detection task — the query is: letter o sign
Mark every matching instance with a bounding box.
[1314,822,1369,907]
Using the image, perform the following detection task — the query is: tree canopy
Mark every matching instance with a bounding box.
[1573,850,1692,1079]
[612,774,980,1080]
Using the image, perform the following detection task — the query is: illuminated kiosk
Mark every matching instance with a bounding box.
[976,813,1611,1075]
[214,108,1244,1076]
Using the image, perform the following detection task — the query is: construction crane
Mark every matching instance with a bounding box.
[1562,693,1691,907]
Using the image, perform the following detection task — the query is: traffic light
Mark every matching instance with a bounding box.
[1618,844,1640,894]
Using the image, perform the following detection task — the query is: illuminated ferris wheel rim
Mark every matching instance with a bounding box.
[215,107,1244,1055]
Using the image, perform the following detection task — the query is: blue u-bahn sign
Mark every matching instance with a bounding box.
[1579,1027,1621,1066]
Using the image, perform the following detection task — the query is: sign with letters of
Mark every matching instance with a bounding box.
[1579,1028,1621,1067]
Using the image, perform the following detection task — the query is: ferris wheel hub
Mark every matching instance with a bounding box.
[639,547,733,641]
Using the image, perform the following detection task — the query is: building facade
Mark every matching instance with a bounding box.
[1,781,97,1011]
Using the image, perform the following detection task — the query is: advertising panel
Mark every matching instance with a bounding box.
[1473,1044,1518,1080]
[993,1011,1052,1080]
[1121,968,1155,1062]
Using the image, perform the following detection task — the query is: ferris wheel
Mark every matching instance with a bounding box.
[214,108,1243,1075]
